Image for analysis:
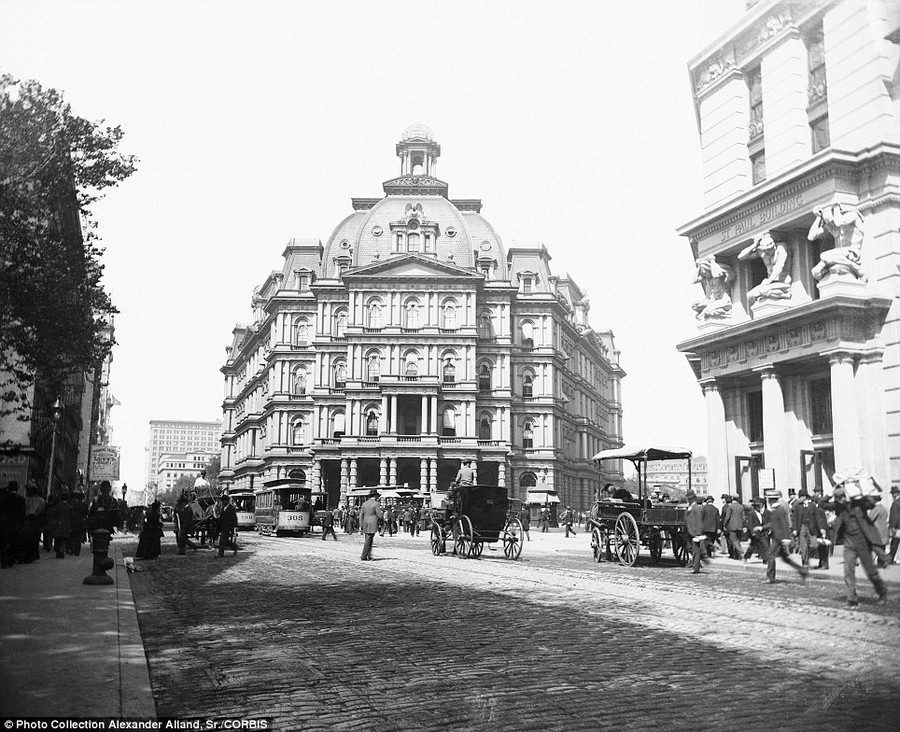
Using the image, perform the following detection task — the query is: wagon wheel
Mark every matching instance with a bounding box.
[472,540,484,558]
[671,530,692,567]
[454,516,474,559]
[430,523,445,556]
[614,512,640,567]
[502,518,524,560]
[591,527,604,563]
[648,529,663,563]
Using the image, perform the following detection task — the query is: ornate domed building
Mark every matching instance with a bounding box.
[219,126,625,510]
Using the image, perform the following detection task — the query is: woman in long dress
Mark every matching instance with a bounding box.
[135,501,163,559]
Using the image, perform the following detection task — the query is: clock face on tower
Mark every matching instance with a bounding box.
[480,241,491,251]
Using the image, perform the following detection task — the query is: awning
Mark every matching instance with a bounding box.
[525,490,560,505]
[592,445,692,463]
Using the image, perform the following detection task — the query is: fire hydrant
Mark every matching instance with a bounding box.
[83,528,115,585]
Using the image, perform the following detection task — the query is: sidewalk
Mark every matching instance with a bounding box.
[0,538,156,718]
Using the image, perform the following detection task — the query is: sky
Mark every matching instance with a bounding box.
[2,0,748,488]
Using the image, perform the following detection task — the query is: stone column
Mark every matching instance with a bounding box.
[701,378,730,496]
[340,458,349,491]
[498,461,506,488]
[379,458,388,486]
[856,351,889,481]
[429,458,438,492]
[381,395,388,433]
[349,458,358,491]
[829,352,861,470]
[755,366,789,490]
[430,396,438,434]
[389,458,397,485]
[420,458,428,489]
[421,395,428,435]
[391,396,398,434]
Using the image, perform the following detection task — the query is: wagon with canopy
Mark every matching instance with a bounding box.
[590,446,693,567]
[429,484,524,560]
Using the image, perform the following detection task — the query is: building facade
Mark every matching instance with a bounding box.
[645,456,709,496]
[219,125,625,510]
[155,450,218,496]
[677,0,900,499]
[145,419,222,492]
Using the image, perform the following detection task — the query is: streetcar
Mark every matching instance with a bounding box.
[228,488,256,531]
[254,479,313,536]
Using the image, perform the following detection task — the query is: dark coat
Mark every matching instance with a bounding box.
[0,489,26,535]
[761,503,792,543]
[889,498,900,533]
[685,503,705,537]
[518,507,531,529]
[46,500,76,539]
[701,503,720,533]
[360,497,383,534]
[791,501,824,535]
[722,501,745,531]
[820,496,882,546]
[219,503,238,534]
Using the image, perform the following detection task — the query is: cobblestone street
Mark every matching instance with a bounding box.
[126,529,900,731]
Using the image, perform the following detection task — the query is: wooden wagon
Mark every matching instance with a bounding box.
[590,446,693,567]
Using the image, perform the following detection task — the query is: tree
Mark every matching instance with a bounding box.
[204,455,221,491]
[158,474,196,507]
[0,75,137,421]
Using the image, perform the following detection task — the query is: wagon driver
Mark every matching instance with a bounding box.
[455,460,475,486]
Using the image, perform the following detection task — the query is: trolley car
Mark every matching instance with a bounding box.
[590,446,693,567]
[430,484,524,560]
[228,488,256,530]
[255,479,313,536]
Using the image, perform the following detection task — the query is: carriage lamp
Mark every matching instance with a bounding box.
[84,528,115,585]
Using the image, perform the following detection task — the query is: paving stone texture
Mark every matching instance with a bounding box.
[124,530,900,732]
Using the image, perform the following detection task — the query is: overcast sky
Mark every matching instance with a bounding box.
[3,0,747,489]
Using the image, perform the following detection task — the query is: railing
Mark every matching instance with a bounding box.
[400,327,421,334]
[363,327,383,333]
[397,436,422,443]
[477,440,502,447]
[439,437,461,444]
[362,381,380,388]
[402,375,419,381]
[330,387,345,394]
[439,328,459,334]
[442,381,458,388]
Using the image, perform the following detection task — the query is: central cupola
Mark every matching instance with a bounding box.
[384,123,448,198]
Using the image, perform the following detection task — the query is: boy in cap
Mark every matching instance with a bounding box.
[760,490,808,584]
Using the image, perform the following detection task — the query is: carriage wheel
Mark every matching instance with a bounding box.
[591,527,604,562]
[614,512,640,567]
[430,524,445,556]
[454,516,474,559]
[502,518,523,560]
[472,541,484,558]
[672,530,692,567]
[648,529,663,563]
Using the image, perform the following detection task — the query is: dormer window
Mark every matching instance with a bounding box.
[333,254,351,277]
[517,270,538,294]
[407,233,420,252]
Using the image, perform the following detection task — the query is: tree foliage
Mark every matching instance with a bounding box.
[0,75,137,419]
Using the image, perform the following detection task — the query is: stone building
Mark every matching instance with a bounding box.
[219,125,625,510]
[677,0,900,498]
[645,456,709,496]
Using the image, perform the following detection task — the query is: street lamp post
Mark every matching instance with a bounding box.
[46,396,63,499]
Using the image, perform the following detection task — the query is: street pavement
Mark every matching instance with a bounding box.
[115,527,899,731]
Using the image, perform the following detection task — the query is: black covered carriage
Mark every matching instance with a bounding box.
[590,446,693,567]
[429,484,524,560]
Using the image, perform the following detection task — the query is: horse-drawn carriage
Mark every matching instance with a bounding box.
[429,484,524,560]
[590,446,693,567]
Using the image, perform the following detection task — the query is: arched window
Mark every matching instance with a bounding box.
[334,310,347,337]
[367,302,382,329]
[367,354,381,382]
[293,319,309,346]
[443,360,456,384]
[523,373,534,398]
[332,412,345,438]
[521,321,534,350]
[291,418,306,446]
[478,363,491,393]
[366,410,379,436]
[478,313,493,339]
[404,300,420,329]
[523,420,534,449]
[334,361,347,388]
[442,301,457,330]
[442,408,457,437]
[405,359,418,377]
[478,415,492,440]
[292,368,307,395]
[519,472,537,489]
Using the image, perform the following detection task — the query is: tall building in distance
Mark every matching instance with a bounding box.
[145,419,222,492]
[645,456,709,497]
[155,450,218,497]
[219,125,625,510]
[677,0,900,498]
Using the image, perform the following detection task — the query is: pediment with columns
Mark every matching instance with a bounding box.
[343,254,482,282]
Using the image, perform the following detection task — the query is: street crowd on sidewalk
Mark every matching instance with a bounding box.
[682,470,897,608]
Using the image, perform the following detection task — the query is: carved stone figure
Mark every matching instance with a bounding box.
[692,257,735,321]
[808,202,866,282]
[737,232,792,304]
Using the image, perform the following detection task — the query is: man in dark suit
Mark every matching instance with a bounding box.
[820,479,888,607]
[701,496,721,557]
[889,485,900,564]
[761,490,807,584]
[360,491,383,561]
[0,481,26,569]
[684,491,709,574]
[743,499,768,563]
[791,490,826,568]
[217,494,238,557]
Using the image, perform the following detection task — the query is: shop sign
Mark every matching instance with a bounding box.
[90,445,120,481]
